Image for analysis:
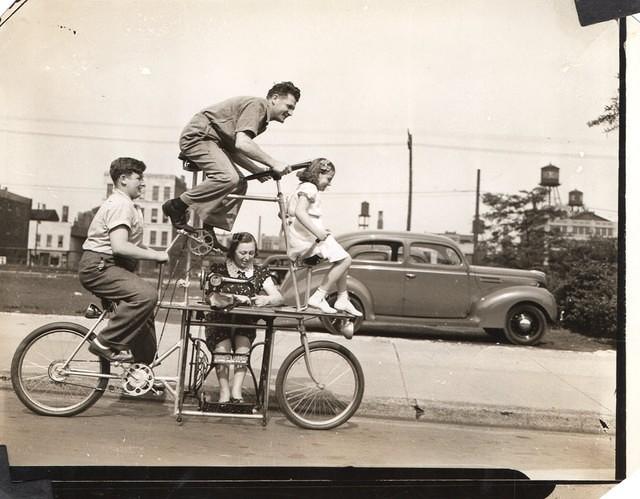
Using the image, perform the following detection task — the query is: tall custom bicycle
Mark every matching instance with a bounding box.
[11,161,365,430]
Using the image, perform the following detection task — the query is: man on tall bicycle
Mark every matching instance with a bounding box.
[162,81,301,247]
[79,157,168,363]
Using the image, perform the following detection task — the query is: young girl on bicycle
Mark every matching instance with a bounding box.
[286,158,362,318]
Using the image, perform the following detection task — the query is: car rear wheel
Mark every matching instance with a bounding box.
[320,293,364,336]
[504,304,547,346]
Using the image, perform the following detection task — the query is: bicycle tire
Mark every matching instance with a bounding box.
[11,322,110,417]
[275,340,364,430]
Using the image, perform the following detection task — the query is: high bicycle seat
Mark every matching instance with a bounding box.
[84,298,117,319]
[178,152,200,172]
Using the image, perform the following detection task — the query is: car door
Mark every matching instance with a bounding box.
[346,239,406,316]
[402,241,471,318]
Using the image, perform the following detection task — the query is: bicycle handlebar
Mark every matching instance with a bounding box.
[244,161,312,182]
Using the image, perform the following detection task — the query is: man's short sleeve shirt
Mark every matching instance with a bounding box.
[82,190,144,254]
[198,96,270,150]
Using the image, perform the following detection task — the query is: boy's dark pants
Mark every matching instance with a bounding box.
[79,251,157,364]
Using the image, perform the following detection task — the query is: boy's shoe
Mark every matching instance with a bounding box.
[162,199,196,233]
[307,296,337,314]
[334,300,363,317]
[88,341,134,363]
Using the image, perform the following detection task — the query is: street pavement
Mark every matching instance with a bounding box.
[0,311,616,434]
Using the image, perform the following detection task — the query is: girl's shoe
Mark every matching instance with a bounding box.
[334,300,363,317]
[307,296,337,314]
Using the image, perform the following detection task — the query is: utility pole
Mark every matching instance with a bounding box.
[472,169,481,264]
[257,216,262,250]
[406,129,413,231]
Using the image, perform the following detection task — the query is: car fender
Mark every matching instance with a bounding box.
[345,276,375,320]
[471,286,558,328]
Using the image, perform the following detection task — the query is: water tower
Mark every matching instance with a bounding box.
[539,163,562,206]
[358,201,370,229]
[568,189,584,213]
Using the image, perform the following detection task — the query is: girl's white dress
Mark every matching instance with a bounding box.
[285,182,348,262]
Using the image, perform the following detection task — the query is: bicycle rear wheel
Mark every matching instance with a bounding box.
[275,341,364,430]
[11,322,110,416]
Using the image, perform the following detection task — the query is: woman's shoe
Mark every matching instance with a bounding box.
[230,397,244,404]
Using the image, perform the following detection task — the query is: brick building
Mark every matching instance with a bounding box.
[0,187,32,264]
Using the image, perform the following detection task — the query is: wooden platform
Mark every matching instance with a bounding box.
[158,300,354,321]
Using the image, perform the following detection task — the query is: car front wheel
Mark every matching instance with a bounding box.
[504,304,548,346]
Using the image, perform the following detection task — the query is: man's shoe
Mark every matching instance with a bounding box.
[152,380,166,392]
[88,342,134,363]
[162,200,196,233]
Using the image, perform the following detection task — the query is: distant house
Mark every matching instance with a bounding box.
[260,233,285,252]
[546,210,617,240]
[0,187,32,264]
[438,231,474,260]
[28,207,75,267]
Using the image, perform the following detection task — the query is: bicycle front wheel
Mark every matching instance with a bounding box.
[11,322,110,416]
[275,341,364,430]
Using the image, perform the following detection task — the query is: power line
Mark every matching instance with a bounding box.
[0,128,176,145]
[1,128,616,160]
[0,116,614,147]
[412,142,616,160]
[0,115,180,130]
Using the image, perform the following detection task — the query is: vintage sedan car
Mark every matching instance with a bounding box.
[278,231,558,346]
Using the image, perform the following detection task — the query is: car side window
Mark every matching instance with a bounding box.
[348,241,404,263]
[409,242,462,266]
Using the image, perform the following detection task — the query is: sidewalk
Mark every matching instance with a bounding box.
[0,312,616,434]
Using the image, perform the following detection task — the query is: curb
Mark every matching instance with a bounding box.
[356,396,616,435]
[1,374,615,435]
[111,385,616,435]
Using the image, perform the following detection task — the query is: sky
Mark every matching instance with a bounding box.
[0,0,619,238]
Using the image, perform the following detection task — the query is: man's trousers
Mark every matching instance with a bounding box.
[78,251,157,365]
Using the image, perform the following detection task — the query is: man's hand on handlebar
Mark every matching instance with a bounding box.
[272,162,291,176]
[245,161,310,182]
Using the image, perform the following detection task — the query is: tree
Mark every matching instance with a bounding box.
[479,188,565,270]
[587,95,619,132]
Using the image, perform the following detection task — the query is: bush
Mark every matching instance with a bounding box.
[549,239,618,339]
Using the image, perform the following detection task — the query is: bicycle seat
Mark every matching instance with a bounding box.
[301,255,324,267]
[178,152,200,172]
